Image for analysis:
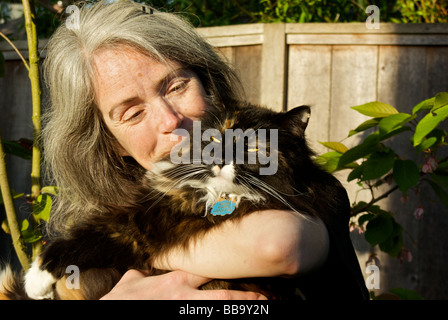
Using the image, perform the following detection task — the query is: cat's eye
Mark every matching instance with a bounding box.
[247,148,258,152]
[211,136,221,143]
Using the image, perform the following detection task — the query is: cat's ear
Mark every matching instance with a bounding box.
[280,105,311,136]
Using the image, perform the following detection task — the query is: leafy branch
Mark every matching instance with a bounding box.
[351,184,399,216]
[0,31,30,71]
[0,0,50,270]
[22,0,44,261]
[0,133,30,270]
[317,92,448,260]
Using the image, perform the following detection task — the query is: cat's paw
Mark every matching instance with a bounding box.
[24,258,57,300]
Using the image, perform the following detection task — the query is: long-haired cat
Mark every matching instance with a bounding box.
[1,101,368,300]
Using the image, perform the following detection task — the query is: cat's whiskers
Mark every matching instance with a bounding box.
[237,173,302,215]
[144,164,209,202]
[143,173,209,212]
[245,171,306,197]
[147,156,306,218]
[156,169,208,191]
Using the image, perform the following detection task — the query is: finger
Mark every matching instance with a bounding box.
[118,269,147,282]
[174,271,212,288]
[195,289,268,300]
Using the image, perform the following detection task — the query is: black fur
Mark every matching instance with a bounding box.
[18,101,368,300]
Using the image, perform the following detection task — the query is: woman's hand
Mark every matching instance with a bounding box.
[153,210,330,279]
[100,269,267,300]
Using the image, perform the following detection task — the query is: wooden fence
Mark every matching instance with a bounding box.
[1,23,448,298]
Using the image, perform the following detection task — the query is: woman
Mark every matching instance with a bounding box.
[41,0,367,299]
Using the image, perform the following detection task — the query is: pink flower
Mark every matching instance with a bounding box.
[366,253,380,267]
[422,157,438,173]
[349,223,356,233]
[349,223,365,234]
[413,206,424,219]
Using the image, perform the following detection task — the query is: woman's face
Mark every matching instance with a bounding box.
[92,47,208,170]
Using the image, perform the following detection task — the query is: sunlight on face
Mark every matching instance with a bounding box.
[92,46,208,170]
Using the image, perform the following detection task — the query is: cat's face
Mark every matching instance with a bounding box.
[146,102,311,216]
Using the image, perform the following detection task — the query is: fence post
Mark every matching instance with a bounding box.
[260,23,287,112]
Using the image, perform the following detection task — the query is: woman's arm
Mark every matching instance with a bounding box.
[153,210,330,279]
[101,210,328,299]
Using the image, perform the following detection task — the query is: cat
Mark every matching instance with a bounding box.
[1,100,356,300]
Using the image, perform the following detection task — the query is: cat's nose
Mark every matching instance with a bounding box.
[211,164,222,176]
[212,163,234,180]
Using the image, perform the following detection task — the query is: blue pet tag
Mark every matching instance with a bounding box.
[211,199,236,216]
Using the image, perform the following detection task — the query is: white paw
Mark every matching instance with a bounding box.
[24,258,57,300]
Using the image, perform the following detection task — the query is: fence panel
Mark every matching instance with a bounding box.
[1,22,448,298]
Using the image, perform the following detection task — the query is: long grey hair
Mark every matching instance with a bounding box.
[42,0,243,236]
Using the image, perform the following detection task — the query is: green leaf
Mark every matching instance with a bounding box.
[33,194,53,222]
[323,157,341,173]
[412,97,435,114]
[351,201,369,215]
[0,191,24,205]
[1,140,32,160]
[414,104,448,146]
[428,128,447,143]
[389,288,424,300]
[348,118,380,137]
[338,133,380,168]
[41,186,59,196]
[1,220,10,234]
[365,213,394,246]
[432,92,448,112]
[361,150,396,181]
[425,179,448,210]
[358,213,374,226]
[415,128,447,152]
[6,219,42,243]
[393,159,420,194]
[415,137,438,152]
[351,102,399,118]
[315,151,342,172]
[366,205,387,215]
[379,126,411,142]
[348,150,396,182]
[430,173,448,188]
[378,113,414,138]
[437,159,448,171]
[20,219,29,232]
[318,141,348,154]
[21,229,42,244]
[378,219,403,257]
[347,163,364,182]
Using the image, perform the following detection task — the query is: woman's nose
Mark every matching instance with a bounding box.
[157,102,184,133]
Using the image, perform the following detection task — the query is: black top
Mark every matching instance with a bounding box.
[294,188,370,300]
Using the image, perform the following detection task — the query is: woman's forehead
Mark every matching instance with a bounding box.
[90,47,184,108]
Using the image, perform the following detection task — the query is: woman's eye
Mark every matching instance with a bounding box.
[167,79,189,95]
[122,109,144,122]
